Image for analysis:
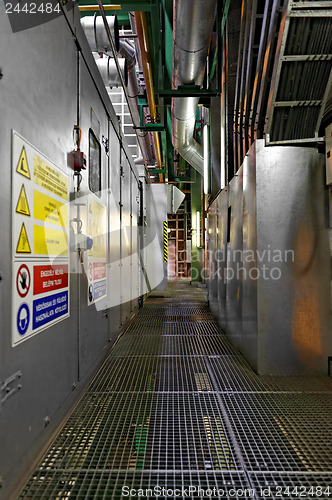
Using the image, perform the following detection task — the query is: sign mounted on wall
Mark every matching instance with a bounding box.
[87,198,107,306]
[12,131,70,346]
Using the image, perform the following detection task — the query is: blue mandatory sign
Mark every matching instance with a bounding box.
[17,303,30,336]
[88,284,94,303]
[94,280,107,301]
[32,291,68,330]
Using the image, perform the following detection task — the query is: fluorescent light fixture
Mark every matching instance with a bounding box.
[196,211,200,248]
[203,124,209,194]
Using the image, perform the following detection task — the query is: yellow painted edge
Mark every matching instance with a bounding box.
[79,4,121,11]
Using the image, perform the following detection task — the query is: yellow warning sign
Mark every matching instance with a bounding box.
[16,223,31,253]
[91,200,107,258]
[34,155,68,201]
[16,184,30,216]
[16,147,31,179]
[34,190,68,228]
[34,225,68,256]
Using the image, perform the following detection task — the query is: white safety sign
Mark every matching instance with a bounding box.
[87,198,107,306]
[12,131,70,346]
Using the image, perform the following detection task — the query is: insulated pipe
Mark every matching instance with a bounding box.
[172,0,217,175]
[80,14,120,53]
[95,0,151,179]
[96,56,128,88]
[134,12,163,182]
[129,13,159,167]
[118,40,155,165]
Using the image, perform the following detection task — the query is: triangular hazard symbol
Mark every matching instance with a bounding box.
[16,184,30,216]
[16,146,30,179]
[16,223,31,254]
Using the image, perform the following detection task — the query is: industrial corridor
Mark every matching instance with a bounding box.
[18,280,332,499]
[1,0,332,497]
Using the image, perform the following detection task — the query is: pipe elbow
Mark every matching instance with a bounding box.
[172,136,204,176]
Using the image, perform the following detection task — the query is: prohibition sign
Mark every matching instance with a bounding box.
[16,264,31,298]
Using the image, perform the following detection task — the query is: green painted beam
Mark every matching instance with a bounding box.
[161,0,173,86]
[148,2,162,87]
[209,0,231,84]
[133,124,166,131]
[160,130,168,181]
[148,168,167,174]
[78,0,155,13]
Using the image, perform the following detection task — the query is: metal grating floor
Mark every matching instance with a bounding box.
[19,281,332,499]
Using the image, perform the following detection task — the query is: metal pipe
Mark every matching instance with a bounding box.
[118,39,155,165]
[80,14,120,52]
[134,12,163,182]
[172,0,217,175]
[129,12,159,166]
[96,56,128,88]
[95,0,150,178]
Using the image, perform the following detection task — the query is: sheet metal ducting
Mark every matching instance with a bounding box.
[95,56,128,88]
[171,0,217,175]
[80,14,119,53]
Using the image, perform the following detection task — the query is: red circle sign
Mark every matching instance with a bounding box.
[16,264,31,298]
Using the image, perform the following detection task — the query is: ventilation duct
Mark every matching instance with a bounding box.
[80,14,119,53]
[118,39,155,165]
[167,184,185,214]
[95,56,128,88]
[172,0,217,175]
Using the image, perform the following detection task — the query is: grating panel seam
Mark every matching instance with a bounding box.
[18,281,332,499]
[204,356,260,497]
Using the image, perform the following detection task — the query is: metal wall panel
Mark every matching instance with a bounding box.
[0,13,79,498]
[207,203,218,317]
[108,121,121,337]
[225,169,243,341]
[130,171,140,313]
[145,184,168,292]
[208,140,332,375]
[216,189,228,326]
[121,155,132,322]
[255,141,332,374]
[77,59,109,377]
[241,149,258,369]
[0,7,151,498]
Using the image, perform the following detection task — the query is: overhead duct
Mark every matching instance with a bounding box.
[134,12,163,181]
[167,184,185,214]
[118,40,155,165]
[82,15,154,166]
[80,14,119,53]
[128,13,160,167]
[96,55,128,88]
[172,0,217,175]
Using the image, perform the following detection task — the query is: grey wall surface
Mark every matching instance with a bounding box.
[208,140,332,375]
[0,8,161,499]
[145,184,168,292]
